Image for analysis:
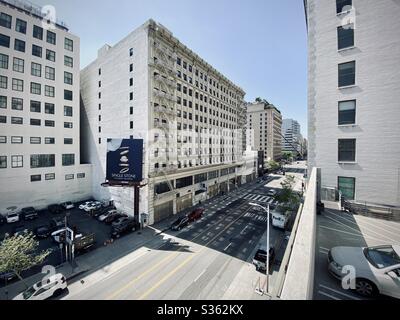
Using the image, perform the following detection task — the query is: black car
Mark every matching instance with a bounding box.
[0,215,5,226]
[0,271,17,283]
[21,207,38,221]
[49,218,65,231]
[111,218,137,239]
[105,212,128,225]
[34,225,51,239]
[12,225,29,237]
[48,204,64,214]
[171,216,189,231]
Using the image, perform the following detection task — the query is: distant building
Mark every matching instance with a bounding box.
[282,119,302,154]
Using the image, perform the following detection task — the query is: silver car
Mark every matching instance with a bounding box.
[328,245,400,298]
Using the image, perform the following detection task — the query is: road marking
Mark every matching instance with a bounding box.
[320,247,330,252]
[318,290,341,300]
[224,243,232,251]
[319,251,328,255]
[319,284,360,300]
[194,269,206,283]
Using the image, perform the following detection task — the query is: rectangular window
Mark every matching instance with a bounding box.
[64,138,73,144]
[30,137,41,144]
[11,117,22,124]
[338,25,354,50]
[30,100,41,113]
[30,118,41,126]
[46,30,56,45]
[0,13,12,28]
[62,154,75,166]
[30,154,55,168]
[77,173,85,179]
[12,78,23,91]
[0,34,10,48]
[15,19,27,34]
[0,75,7,89]
[64,72,73,85]
[46,49,55,62]
[45,137,55,144]
[45,120,55,127]
[64,90,73,101]
[30,82,41,95]
[12,155,23,168]
[0,96,6,108]
[0,136,6,143]
[65,38,73,51]
[338,100,356,125]
[14,39,25,52]
[13,57,24,73]
[338,176,355,200]
[64,122,73,129]
[31,175,41,182]
[64,106,73,117]
[0,156,6,168]
[0,115,6,123]
[45,85,55,97]
[33,25,43,40]
[45,66,55,80]
[12,98,23,111]
[338,139,356,162]
[11,136,23,144]
[32,44,42,58]
[0,53,8,69]
[31,62,42,77]
[45,173,55,181]
[65,174,74,180]
[338,61,355,87]
[176,176,193,189]
[45,103,55,114]
[337,0,352,14]
[64,55,73,67]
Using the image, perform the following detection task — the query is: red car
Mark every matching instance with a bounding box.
[188,208,205,222]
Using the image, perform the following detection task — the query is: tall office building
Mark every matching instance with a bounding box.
[305,0,400,206]
[0,0,91,212]
[81,20,253,225]
[246,100,282,163]
[282,119,302,154]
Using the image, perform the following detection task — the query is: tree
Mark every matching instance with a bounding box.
[255,97,270,105]
[274,175,301,213]
[282,151,294,162]
[268,160,280,171]
[0,232,52,287]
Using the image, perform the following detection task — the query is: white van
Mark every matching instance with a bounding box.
[13,273,67,300]
[271,211,289,230]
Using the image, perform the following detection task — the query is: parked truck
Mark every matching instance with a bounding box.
[73,233,95,254]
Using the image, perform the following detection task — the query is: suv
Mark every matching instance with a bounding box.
[188,208,205,222]
[253,246,275,273]
[171,216,189,231]
[104,212,127,224]
[49,218,65,232]
[111,218,137,239]
[48,204,64,214]
[6,212,20,224]
[21,207,38,221]
[13,274,67,300]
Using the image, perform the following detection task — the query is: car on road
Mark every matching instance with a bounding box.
[104,212,127,224]
[171,216,189,231]
[61,202,75,210]
[253,246,275,273]
[328,245,400,299]
[188,208,205,222]
[98,209,117,222]
[48,204,64,215]
[111,218,137,239]
[13,273,67,300]
[6,212,20,224]
[34,225,51,239]
[21,207,38,221]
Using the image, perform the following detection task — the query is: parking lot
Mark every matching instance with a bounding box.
[314,203,400,300]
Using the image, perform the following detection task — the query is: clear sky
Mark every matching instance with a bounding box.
[33,0,308,135]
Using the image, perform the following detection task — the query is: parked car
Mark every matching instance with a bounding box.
[112,217,131,228]
[104,212,127,224]
[6,212,20,224]
[92,205,114,218]
[13,273,67,300]
[253,246,275,272]
[328,245,400,298]
[61,202,75,210]
[0,215,5,226]
[188,208,205,222]
[34,225,51,239]
[271,206,290,230]
[21,207,38,221]
[0,271,17,283]
[83,201,102,213]
[74,233,96,253]
[79,201,94,210]
[171,216,189,231]
[49,218,65,232]
[48,204,64,214]
[111,218,137,239]
[98,210,117,222]
[12,225,29,237]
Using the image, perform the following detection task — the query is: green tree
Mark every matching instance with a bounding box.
[274,175,301,213]
[268,160,280,171]
[282,151,294,161]
[0,232,52,287]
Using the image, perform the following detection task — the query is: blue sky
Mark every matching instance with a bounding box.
[34,0,308,135]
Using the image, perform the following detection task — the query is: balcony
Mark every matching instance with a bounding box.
[154,105,175,117]
[153,59,176,74]
[154,121,170,130]
[154,74,176,88]
[153,89,176,102]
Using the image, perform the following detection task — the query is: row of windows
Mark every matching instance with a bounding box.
[0,97,73,116]
[0,135,73,144]
[0,115,72,128]
[30,173,85,182]
[0,153,75,169]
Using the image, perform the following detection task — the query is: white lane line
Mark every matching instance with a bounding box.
[259,196,269,203]
[319,251,328,255]
[319,284,360,300]
[319,225,384,242]
[224,243,232,251]
[194,269,206,283]
[240,226,249,235]
[253,195,262,201]
[318,291,341,300]
[267,198,275,204]
[320,247,330,251]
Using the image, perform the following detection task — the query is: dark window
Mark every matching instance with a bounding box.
[30,118,41,126]
[13,57,24,72]
[45,103,55,114]
[46,49,55,62]
[0,136,6,143]
[11,117,22,124]
[0,95,6,108]
[64,138,73,144]
[154,181,173,195]
[33,25,43,40]
[77,173,85,179]
[62,154,75,166]
[64,71,73,85]
[0,156,6,168]
[0,34,10,48]
[31,174,41,182]
[0,75,7,89]
[64,106,73,117]
[338,61,355,87]
[338,25,354,50]
[30,82,41,95]
[30,100,41,113]
[30,137,41,144]
[64,122,73,129]
[208,170,219,180]
[14,39,25,52]
[65,38,73,51]
[45,120,55,127]
[0,115,6,123]
[12,98,23,110]
[64,90,73,101]
[16,19,27,34]
[194,173,207,184]
[336,0,352,14]
[338,100,356,125]
[338,139,356,162]
[45,137,55,144]
[46,31,56,45]
[30,154,55,168]
[0,53,8,69]
[338,176,355,200]
[45,173,55,180]
[0,13,12,28]
[64,55,73,67]
[176,176,193,189]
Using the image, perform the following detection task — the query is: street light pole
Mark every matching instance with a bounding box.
[249,202,270,294]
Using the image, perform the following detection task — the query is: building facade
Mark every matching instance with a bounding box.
[305,0,400,206]
[282,118,302,154]
[246,101,282,163]
[0,0,91,213]
[80,20,253,225]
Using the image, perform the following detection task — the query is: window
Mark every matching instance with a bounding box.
[195,173,207,184]
[64,122,73,129]
[31,62,42,77]
[45,120,55,127]
[30,119,41,126]
[46,49,55,62]
[337,0,352,14]
[33,25,43,40]
[338,139,356,162]
[338,61,355,87]
[0,34,10,48]
[64,106,73,117]
[0,136,6,143]
[13,57,24,73]
[12,78,23,91]
[12,155,23,168]
[65,174,74,180]
[45,103,55,114]
[338,100,356,125]
[0,53,8,69]
[338,177,355,200]
[62,154,75,166]
[31,175,41,182]
[65,38,73,51]
[45,137,55,144]
[46,31,56,45]
[30,100,41,113]
[45,66,55,80]
[11,117,22,124]
[0,96,6,108]
[0,156,6,168]
[64,90,73,101]
[0,13,11,28]
[129,78,133,86]
[30,82,41,95]
[129,48,133,56]
[77,173,85,179]
[64,138,73,144]
[0,115,6,123]
[31,44,43,58]
[11,136,22,144]
[45,173,55,180]
[0,75,7,89]
[45,85,55,97]
[14,39,25,52]
[12,98,23,110]
[30,137,41,144]
[31,154,55,168]
[130,64,133,72]
[15,19,27,34]
[338,25,354,50]
[64,72,73,85]
[176,176,193,189]
[64,55,73,67]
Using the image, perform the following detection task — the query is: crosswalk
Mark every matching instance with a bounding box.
[242,193,275,204]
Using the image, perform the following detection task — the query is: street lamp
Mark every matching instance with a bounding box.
[249,202,270,294]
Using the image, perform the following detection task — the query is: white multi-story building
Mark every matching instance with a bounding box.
[80,19,254,225]
[282,119,302,154]
[305,0,400,206]
[0,0,91,213]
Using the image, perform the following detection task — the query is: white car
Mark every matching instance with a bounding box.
[79,201,94,210]
[84,201,102,212]
[98,210,117,222]
[13,273,67,300]
[6,212,20,224]
[61,202,75,210]
[328,245,400,299]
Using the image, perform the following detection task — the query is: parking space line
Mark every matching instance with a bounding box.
[318,290,341,300]
[194,269,206,283]
[319,284,360,300]
[319,225,383,242]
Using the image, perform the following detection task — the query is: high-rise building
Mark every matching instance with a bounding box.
[0,0,91,212]
[282,119,302,154]
[305,0,400,206]
[80,20,252,225]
